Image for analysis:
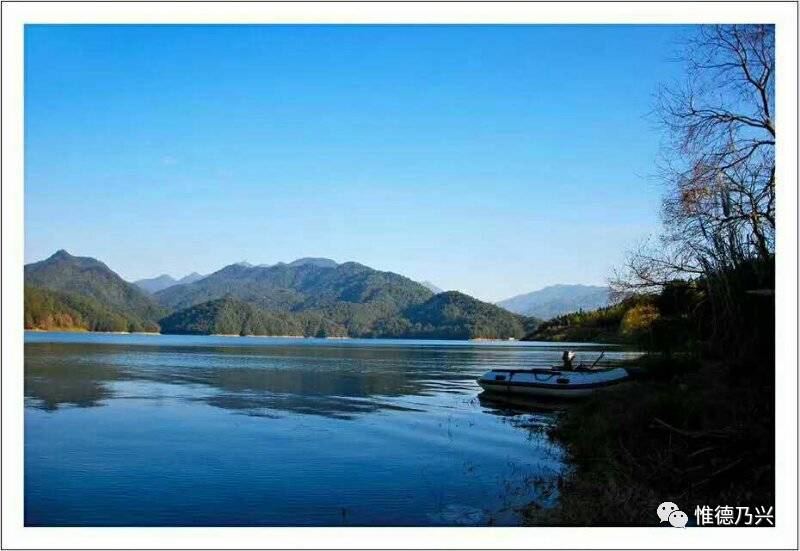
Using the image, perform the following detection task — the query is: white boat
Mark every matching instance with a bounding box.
[477,366,630,399]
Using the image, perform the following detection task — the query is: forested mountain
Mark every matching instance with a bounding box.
[161,291,535,339]
[497,284,611,319]
[154,260,434,324]
[25,250,165,326]
[402,291,531,339]
[159,297,348,337]
[25,251,535,339]
[25,286,159,333]
[154,260,437,337]
[154,259,535,338]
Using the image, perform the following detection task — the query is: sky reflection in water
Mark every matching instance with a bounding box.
[25,333,638,526]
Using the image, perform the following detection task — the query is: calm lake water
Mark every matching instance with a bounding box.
[24,333,636,526]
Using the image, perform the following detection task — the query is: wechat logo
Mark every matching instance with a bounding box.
[657,501,688,528]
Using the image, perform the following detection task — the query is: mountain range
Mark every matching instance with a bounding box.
[496,284,612,319]
[24,250,536,339]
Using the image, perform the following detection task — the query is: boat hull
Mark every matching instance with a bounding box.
[477,367,629,400]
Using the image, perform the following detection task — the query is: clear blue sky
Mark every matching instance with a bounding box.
[25,24,688,302]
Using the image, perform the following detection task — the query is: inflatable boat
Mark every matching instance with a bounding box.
[477,366,630,399]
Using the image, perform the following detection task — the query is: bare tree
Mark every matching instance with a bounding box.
[614,25,775,294]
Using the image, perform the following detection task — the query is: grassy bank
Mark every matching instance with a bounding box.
[523,355,774,526]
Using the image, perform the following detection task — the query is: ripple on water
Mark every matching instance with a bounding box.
[24,333,633,526]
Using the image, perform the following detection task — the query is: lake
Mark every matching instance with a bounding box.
[24,332,636,526]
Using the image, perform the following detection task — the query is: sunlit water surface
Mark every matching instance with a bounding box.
[25,332,638,526]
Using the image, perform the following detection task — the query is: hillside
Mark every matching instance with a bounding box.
[25,250,165,326]
[497,284,611,319]
[162,291,533,339]
[155,260,432,312]
[159,297,347,337]
[25,286,159,333]
[154,260,436,336]
[522,295,660,344]
[402,291,532,340]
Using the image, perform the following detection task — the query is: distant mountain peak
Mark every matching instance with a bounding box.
[134,274,178,294]
[51,249,72,259]
[177,272,205,285]
[287,257,338,269]
[497,284,611,319]
[38,249,106,270]
[228,257,339,270]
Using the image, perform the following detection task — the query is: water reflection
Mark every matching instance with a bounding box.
[478,392,573,414]
[25,334,636,526]
[25,339,637,420]
[24,343,471,418]
[24,350,126,410]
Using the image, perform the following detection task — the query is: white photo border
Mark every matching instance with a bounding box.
[2,2,797,549]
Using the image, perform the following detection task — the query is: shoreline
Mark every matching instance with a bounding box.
[25,328,160,335]
[24,329,357,339]
[210,333,312,339]
[523,355,774,526]
[23,329,555,343]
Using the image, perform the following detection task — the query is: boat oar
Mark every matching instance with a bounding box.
[588,351,605,370]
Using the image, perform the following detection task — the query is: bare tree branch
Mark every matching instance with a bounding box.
[618,25,774,293]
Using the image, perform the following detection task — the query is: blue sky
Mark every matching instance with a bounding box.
[25,24,688,302]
